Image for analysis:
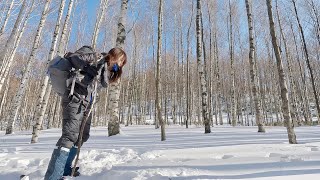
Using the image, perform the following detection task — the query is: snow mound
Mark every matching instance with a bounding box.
[79,148,139,175]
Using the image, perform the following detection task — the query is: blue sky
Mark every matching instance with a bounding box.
[14,0,315,63]
[86,0,100,21]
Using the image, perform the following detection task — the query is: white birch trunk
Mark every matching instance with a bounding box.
[0,76,10,122]
[155,0,165,141]
[228,0,237,127]
[266,0,297,144]
[0,0,34,93]
[0,0,27,71]
[108,0,128,136]
[196,0,211,133]
[5,0,52,135]
[30,0,66,143]
[275,0,300,126]
[292,0,320,124]
[57,0,74,56]
[245,0,265,132]
[0,0,14,36]
[90,0,109,127]
[0,0,9,24]
[92,0,109,49]
[186,2,194,128]
[66,0,78,50]
[213,33,223,125]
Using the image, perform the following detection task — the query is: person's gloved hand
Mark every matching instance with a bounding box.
[83,65,98,78]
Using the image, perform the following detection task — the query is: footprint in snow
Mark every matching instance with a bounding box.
[267,153,283,158]
[306,146,320,152]
[267,153,304,162]
[280,155,304,162]
[222,155,235,159]
[211,154,235,159]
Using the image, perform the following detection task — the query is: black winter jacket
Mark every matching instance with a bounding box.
[64,46,107,96]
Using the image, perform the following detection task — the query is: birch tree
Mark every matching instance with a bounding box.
[31,0,67,143]
[275,0,300,126]
[92,0,109,49]
[30,0,75,141]
[108,0,128,136]
[289,19,312,124]
[306,0,320,46]
[0,0,34,93]
[57,0,74,56]
[265,0,297,144]
[156,0,166,141]
[186,1,194,128]
[245,0,265,132]
[0,0,27,72]
[292,0,320,124]
[196,0,211,134]
[0,0,14,36]
[6,0,52,135]
[228,0,237,127]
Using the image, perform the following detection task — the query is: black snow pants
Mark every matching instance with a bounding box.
[56,92,92,149]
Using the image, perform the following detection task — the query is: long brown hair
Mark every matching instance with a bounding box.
[104,47,127,83]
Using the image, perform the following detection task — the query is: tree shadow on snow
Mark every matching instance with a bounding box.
[111,160,320,179]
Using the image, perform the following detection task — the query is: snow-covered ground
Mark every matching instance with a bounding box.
[1,125,320,180]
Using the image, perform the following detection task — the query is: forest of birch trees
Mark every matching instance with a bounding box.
[0,0,319,144]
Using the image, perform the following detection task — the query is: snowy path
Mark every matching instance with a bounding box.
[1,125,320,180]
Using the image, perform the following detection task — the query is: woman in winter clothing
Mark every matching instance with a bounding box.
[44,46,127,180]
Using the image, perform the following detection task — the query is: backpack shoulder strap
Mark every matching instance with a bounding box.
[68,70,79,97]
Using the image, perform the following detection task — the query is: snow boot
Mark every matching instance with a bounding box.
[63,167,80,177]
[44,147,70,180]
[63,146,80,177]
[20,175,29,180]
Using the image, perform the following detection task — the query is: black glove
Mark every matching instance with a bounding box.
[83,65,98,78]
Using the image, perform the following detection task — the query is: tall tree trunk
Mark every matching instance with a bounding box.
[245,0,265,132]
[200,2,210,126]
[292,0,320,124]
[186,1,194,129]
[31,0,66,143]
[265,0,297,144]
[108,0,128,136]
[206,1,215,126]
[179,1,187,126]
[289,20,312,124]
[89,0,108,128]
[275,0,300,126]
[48,96,58,129]
[0,0,14,36]
[229,0,237,127]
[196,0,211,133]
[0,0,34,93]
[6,0,52,134]
[152,31,159,129]
[57,0,74,56]
[164,36,169,125]
[0,0,27,73]
[91,0,109,49]
[214,33,223,125]
[0,75,10,124]
[0,0,8,24]
[308,0,320,47]
[156,0,165,141]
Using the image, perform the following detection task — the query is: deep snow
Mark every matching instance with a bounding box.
[1,125,320,180]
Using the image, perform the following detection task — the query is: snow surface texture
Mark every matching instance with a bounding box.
[0,126,320,180]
